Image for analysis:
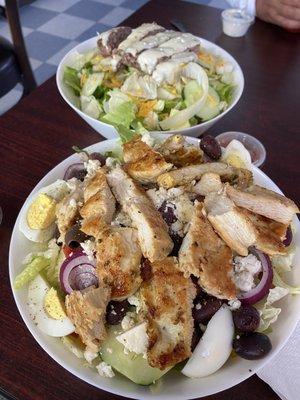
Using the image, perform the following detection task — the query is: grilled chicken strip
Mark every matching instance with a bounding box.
[96,227,142,300]
[65,285,110,352]
[158,134,203,167]
[80,168,116,237]
[179,201,236,300]
[97,26,132,56]
[226,184,299,225]
[193,173,222,196]
[140,257,196,370]
[157,162,253,190]
[240,209,287,256]
[118,23,165,52]
[123,137,173,183]
[204,191,257,256]
[107,166,173,262]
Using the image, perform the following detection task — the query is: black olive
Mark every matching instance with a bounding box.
[200,135,222,160]
[193,296,223,323]
[169,232,183,257]
[233,332,272,360]
[106,300,130,325]
[89,152,107,166]
[158,201,177,225]
[233,305,260,332]
[65,222,90,249]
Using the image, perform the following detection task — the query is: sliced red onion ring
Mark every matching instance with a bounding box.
[60,251,98,294]
[283,225,293,247]
[64,163,86,181]
[238,247,273,306]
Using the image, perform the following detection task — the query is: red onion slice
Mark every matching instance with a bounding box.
[60,251,98,294]
[238,247,273,306]
[63,163,86,181]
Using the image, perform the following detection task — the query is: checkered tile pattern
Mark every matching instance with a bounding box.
[0,0,226,114]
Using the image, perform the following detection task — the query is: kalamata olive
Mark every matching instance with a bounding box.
[64,163,87,181]
[65,223,90,249]
[283,225,293,247]
[233,332,272,360]
[193,296,223,323]
[140,258,153,282]
[200,135,222,160]
[158,201,177,225]
[233,305,260,332]
[169,232,183,257]
[89,152,107,166]
[106,300,130,325]
[191,324,202,351]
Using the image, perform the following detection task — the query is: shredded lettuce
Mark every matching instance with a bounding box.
[272,245,296,273]
[102,90,137,128]
[273,270,300,295]
[80,95,102,119]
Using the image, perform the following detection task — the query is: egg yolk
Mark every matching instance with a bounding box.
[137,100,157,117]
[44,288,66,320]
[27,193,56,230]
[225,154,246,169]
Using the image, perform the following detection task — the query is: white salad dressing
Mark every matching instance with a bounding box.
[118,23,162,51]
[125,30,179,56]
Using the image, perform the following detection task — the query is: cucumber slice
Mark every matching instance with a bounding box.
[100,326,171,385]
[197,87,220,121]
[184,80,203,107]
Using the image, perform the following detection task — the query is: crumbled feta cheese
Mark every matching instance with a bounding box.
[69,198,77,207]
[80,239,96,261]
[66,177,81,192]
[121,314,136,331]
[228,299,241,310]
[195,303,202,310]
[127,295,142,313]
[96,362,115,378]
[84,159,101,179]
[116,322,149,354]
[233,254,262,292]
[105,157,119,169]
[141,131,155,147]
[84,349,98,364]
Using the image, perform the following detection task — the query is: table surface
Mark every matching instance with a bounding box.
[1,1,300,399]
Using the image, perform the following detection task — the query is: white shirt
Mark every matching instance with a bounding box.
[227,0,256,16]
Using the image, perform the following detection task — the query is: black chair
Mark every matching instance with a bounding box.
[0,0,36,100]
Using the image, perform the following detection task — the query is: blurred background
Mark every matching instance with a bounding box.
[0,0,228,114]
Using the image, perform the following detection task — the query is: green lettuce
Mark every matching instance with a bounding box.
[64,66,81,95]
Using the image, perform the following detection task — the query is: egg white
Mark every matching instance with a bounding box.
[19,180,69,243]
[28,274,74,337]
[222,139,252,170]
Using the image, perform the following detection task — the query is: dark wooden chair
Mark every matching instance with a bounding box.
[0,0,36,99]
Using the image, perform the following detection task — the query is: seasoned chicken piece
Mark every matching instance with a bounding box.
[157,162,252,189]
[56,185,83,240]
[140,257,196,370]
[65,285,110,352]
[96,227,142,300]
[240,209,287,256]
[226,184,299,225]
[158,135,203,167]
[204,191,257,256]
[179,201,236,300]
[123,137,173,183]
[107,166,173,262]
[80,169,116,237]
[193,173,222,196]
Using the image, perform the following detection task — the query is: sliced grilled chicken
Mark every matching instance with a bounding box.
[179,201,236,300]
[118,23,164,52]
[240,209,287,255]
[123,136,173,183]
[107,166,173,262]
[96,227,142,300]
[140,257,196,370]
[97,26,132,57]
[226,184,299,225]
[157,162,253,189]
[80,168,116,237]
[193,173,222,196]
[204,191,257,256]
[65,285,110,352]
[158,134,203,167]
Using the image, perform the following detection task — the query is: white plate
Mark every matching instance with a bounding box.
[9,134,300,399]
[56,36,244,139]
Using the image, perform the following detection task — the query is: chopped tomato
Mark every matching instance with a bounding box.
[63,245,73,258]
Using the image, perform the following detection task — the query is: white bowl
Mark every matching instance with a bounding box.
[9,134,300,399]
[56,36,244,139]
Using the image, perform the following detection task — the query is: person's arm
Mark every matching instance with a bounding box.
[226,0,256,15]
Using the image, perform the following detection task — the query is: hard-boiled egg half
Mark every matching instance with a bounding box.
[182,305,234,378]
[19,180,69,243]
[222,139,252,170]
[28,274,74,337]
